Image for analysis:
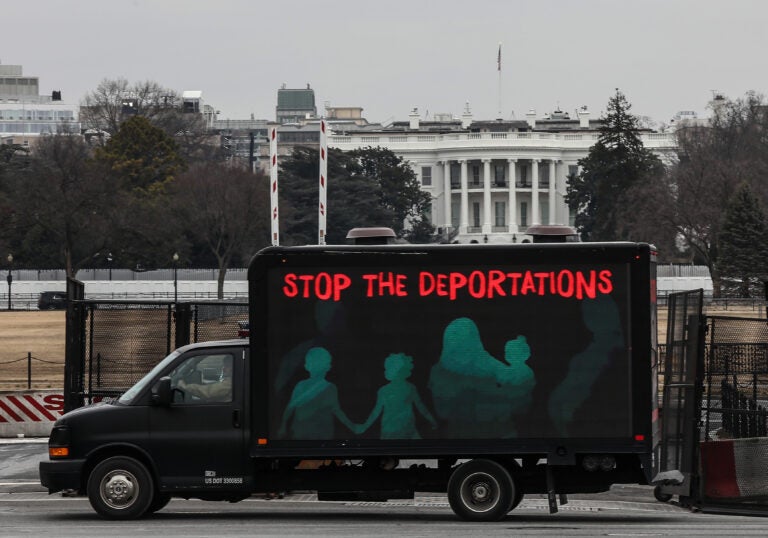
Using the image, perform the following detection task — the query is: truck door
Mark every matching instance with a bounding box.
[148,347,247,491]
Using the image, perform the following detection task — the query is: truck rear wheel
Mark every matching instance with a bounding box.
[87,456,154,520]
[447,459,514,522]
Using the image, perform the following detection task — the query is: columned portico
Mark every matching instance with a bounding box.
[329,125,676,244]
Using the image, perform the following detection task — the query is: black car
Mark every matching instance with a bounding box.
[38,291,67,310]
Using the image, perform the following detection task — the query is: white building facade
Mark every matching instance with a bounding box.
[0,63,80,146]
[330,110,677,243]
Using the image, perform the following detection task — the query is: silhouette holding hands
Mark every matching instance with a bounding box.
[357,353,437,439]
[278,347,357,439]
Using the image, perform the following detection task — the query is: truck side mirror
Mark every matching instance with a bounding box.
[151,376,173,406]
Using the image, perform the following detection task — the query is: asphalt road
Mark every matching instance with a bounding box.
[3,439,767,537]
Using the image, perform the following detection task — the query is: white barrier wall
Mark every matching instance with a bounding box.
[0,391,64,438]
[8,280,248,300]
[657,276,713,297]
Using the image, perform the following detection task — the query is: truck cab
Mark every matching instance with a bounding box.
[41,340,251,518]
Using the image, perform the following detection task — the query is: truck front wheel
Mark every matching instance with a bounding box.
[447,459,514,522]
[87,456,154,520]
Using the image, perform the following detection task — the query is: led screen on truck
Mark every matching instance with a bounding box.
[265,259,633,442]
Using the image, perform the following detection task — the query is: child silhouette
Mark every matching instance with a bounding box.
[278,347,356,439]
[357,353,437,439]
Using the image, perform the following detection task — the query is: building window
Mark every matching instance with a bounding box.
[472,165,481,186]
[568,164,579,178]
[450,165,460,188]
[541,205,549,225]
[451,201,460,228]
[520,202,528,227]
[495,202,506,227]
[519,166,528,186]
[421,166,432,186]
[472,202,481,228]
[494,165,506,186]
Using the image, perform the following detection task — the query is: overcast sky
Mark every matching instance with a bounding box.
[2,0,767,126]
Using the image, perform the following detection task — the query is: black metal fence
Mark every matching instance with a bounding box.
[701,316,768,441]
[64,286,247,412]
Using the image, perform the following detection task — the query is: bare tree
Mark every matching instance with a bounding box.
[171,162,270,297]
[4,133,117,276]
[663,92,768,295]
[80,78,215,161]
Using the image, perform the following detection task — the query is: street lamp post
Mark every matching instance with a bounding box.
[172,252,179,305]
[6,254,12,311]
[107,252,113,281]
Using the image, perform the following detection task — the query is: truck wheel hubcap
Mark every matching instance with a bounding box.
[101,471,138,509]
[461,472,499,512]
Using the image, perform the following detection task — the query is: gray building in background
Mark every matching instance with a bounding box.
[276,84,316,124]
[0,62,80,146]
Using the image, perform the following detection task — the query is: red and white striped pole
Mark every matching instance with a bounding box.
[269,126,279,246]
[318,119,328,245]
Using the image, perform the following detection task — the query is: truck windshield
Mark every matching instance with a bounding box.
[118,349,182,405]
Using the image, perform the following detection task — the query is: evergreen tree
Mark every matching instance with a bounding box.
[279,146,433,245]
[566,89,664,241]
[96,116,185,194]
[348,146,434,241]
[717,183,768,297]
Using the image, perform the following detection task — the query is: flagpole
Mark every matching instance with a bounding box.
[497,42,502,119]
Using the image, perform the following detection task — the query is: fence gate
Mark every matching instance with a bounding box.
[655,289,705,501]
[64,288,247,412]
[696,316,768,514]
[656,290,768,514]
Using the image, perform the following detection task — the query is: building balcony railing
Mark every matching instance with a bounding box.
[492,225,507,232]
[329,131,677,151]
[467,226,482,233]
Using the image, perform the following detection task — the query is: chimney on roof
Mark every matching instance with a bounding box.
[578,106,590,128]
[461,101,472,128]
[51,91,62,101]
[526,109,536,129]
[409,108,420,130]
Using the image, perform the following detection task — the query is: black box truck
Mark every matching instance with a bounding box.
[40,242,658,521]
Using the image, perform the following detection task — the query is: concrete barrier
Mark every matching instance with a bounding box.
[0,391,63,438]
[701,438,768,499]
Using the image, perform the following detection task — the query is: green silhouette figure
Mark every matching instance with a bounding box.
[278,347,356,439]
[548,296,625,436]
[428,317,535,438]
[357,353,438,439]
[275,302,347,394]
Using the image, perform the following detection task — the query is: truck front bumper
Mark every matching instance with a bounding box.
[39,459,86,494]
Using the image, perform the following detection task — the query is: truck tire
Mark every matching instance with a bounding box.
[147,493,172,513]
[447,459,514,522]
[87,456,154,520]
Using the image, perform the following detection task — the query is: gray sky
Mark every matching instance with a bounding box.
[2,0,767,126]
